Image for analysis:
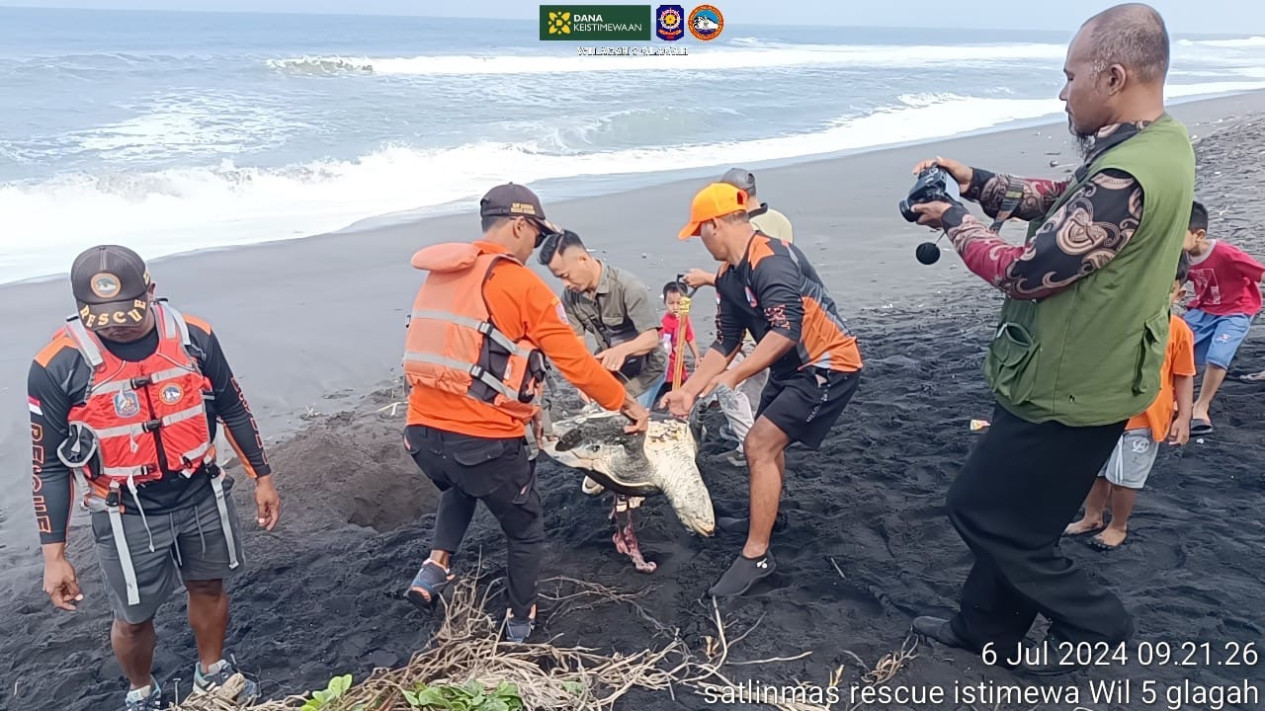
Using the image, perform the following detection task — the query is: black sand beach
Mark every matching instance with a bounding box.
[2,93,1264,710]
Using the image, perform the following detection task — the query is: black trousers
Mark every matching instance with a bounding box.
[946,405,1134,651]
[404,425,543,619]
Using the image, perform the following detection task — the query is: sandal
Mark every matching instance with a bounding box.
[1190,418,1213,436]
[1087,535,1124,551]
[504,605,537,643]
[406,560,454,611]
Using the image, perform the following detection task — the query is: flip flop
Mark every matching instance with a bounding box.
[1231,371,1265,383]
[405,560,454,611]
[1190,419,1213,436]
[1087,535,1123,552]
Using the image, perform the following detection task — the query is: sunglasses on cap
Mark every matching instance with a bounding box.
[513,215,557,249]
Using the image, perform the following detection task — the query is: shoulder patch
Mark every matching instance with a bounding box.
[34,334,76,368]
[748,236,777,268]
[181,313,213,335]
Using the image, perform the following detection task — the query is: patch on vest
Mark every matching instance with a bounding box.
[160,384,184,405]
[114,391,141,418]
[555,301,570,325]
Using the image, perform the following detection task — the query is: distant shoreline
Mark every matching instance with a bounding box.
[4,88,1261,289]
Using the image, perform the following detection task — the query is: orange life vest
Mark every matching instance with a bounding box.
[62,300,216,488]
[403,242,544,423]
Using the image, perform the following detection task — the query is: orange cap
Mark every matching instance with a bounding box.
[678,182,749,240]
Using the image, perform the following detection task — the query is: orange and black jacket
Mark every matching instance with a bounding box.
[712,232,863,378]
[29,315,270,545]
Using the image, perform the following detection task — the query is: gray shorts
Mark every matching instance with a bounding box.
[1097,428,1159,490]
[90,477,244,624]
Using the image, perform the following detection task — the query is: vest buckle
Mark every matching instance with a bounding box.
[130,375,152,388]
[105,489,120,507]
[141,419,162,432]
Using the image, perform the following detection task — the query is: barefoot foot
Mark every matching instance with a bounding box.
[1064,517,1105,536]
[1089,527,1127,550]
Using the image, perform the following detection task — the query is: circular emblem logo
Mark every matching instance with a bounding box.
[688,4,724,41]
[160,384,184,405]
[113,391,141,418]
[90,272,122,299]
[662,8,680,28]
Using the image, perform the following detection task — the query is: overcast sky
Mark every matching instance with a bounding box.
[0,0,1258,34]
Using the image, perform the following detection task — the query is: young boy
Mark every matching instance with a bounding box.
[658,281,753,467]
[1064,256,1196,549]
[1183,200,1265,435]
[659,281,700,393]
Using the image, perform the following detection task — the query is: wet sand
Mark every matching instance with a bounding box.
[2,92,1264,710]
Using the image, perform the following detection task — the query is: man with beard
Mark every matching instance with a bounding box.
[904,2,1194,675]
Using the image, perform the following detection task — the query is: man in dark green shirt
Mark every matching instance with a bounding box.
[905,4,1194,675]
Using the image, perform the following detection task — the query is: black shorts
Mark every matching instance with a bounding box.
[756,367,860,450]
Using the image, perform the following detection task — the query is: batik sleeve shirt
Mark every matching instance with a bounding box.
[940,121,1150,301]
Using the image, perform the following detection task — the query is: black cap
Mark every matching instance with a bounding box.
[70,245,152,330]
[480,183,548,225]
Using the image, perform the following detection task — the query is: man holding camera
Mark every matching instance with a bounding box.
[905,3,1194,674]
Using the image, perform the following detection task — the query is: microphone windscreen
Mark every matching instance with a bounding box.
[916,242,941,265]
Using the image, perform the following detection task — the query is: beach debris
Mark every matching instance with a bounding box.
[168,562,848,711]
[1048,159,1060,167]
[969,419,990,432]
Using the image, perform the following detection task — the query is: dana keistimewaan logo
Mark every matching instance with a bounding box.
[539,5,652,41]
[546,10,573,35]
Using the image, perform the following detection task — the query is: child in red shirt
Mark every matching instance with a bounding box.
[1065,256,1196,549]
[1182,201,1265,435]
[659,282,699,395]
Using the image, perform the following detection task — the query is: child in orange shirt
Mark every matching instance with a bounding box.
[1064,256,1196,550]
[659,281,700,397]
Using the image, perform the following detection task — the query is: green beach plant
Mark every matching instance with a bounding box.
[300,674,353,711]
[402,680,524,710]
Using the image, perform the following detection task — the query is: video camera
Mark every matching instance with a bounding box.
[898,165,962,265]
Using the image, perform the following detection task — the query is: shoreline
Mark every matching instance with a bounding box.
[3,88,1262,290]
[2,90,1263,555]
[3,90,1265,711]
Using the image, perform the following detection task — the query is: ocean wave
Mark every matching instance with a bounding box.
[266,41,1069,76]
[4,81,1262,283]
[1178,36,1265,48]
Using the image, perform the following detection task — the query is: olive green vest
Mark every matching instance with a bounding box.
[983,114,1195,426]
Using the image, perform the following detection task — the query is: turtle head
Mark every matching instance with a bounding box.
[541,413,642,477]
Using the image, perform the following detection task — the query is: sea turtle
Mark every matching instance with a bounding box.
[540,408,715,572]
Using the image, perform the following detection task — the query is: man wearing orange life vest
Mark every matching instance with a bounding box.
[401,183,649,643]
[29,245,279,711]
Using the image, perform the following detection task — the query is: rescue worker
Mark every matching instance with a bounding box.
[31,245,280,711]
[540,229,667,411]
[665,182,863,597]
[401,183,649,643]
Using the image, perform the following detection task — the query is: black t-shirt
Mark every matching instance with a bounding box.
[712,232,862,380]
[29,313,271,544]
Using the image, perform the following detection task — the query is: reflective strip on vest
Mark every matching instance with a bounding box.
[100,464,150,478]
[83,366,194,398]
[160,301,193,347]
[403,352,521,401]
[409,309,530,358]
[64,317,105,368]
[72,403,206,441]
